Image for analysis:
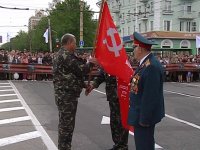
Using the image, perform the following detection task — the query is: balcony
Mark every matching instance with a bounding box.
[139,0,149,3]
[178,11,197,19]
[112,7,120,14]
[162,10,173,15]
[149,11,154,16]
[120,19,125,24]
[138,15,148,21]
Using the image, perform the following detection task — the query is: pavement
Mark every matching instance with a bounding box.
[0,80,199,150]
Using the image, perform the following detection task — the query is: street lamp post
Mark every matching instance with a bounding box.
[48,18,53,52]
[41,9,53,52]
[80,0,84,48]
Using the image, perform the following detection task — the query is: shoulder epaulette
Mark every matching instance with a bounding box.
[145,59,151,67]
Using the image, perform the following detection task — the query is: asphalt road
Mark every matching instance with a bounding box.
[0,80,199,150]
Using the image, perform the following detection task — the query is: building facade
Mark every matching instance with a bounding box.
[142,31,200,55]
[107,0,200,36]
[105,0,200,54]
[28,10,45,31]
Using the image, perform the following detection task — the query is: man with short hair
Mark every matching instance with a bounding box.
[53,33,94,150]
[128,32,165,150]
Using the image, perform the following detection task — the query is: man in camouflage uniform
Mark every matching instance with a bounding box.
[86,69,129,150]
[53,33,92,150]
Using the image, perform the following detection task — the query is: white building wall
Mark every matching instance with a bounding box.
[153,0,161,31]
[106,0,200,38]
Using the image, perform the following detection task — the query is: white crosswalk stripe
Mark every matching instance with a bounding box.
[0,94,17,97]
[0,107,25,112]
[0,86,12,88]
[0,81,57,149]
[0,89,14,92]
[0,131,41,147]
[0,99,21,104]
[0,116,31,125]
[0,83,10,85]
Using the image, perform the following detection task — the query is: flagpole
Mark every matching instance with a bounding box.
[91,0,106,57]
[48,18,53,53]
[85,0,106,94]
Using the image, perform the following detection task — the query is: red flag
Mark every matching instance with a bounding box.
[94,1,134,130]
[95,1,133,84]
[117,78,134,131]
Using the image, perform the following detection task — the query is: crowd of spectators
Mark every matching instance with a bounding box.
[155,54,200,82]
[156,54,200,64]
[0,50,53,65]
[0,49,53,80]
[0,49,200,82]
[128,53,200,82]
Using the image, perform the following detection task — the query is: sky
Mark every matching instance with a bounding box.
[0,0,100,44]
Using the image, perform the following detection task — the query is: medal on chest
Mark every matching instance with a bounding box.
[131,74,140,94]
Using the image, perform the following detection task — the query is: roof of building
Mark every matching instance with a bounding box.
[152,48,192,51]
[141,31,200,39]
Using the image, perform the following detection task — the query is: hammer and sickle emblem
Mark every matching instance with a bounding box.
[103,28,123,57]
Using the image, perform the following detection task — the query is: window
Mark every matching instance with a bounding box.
[192,27,196,31]
[122,28,125,37]
[186,21,191,32]
[121,13,125,24]
[192,22,196,26]
[165,0,172,11]
[192,22,196,31]
[139,23,141,32]
[187,5,192,13]
[111,0,114,7]
[122,13,125,20]
[127,10,131,21]
[128,27,130,35]
[138,6,141,14]
[164,20,171,31]
[180,21,185,31]
[145,22,147,32]
[161,39,173,48]
[150,2,154,12]
[150,21,154,31]
[180,40,191,48]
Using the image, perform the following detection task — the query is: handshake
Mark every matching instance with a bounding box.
[87,57,99,65]
[85,84,95,96]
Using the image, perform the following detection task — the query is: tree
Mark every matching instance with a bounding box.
[49,0,97,47]
[30,17,49,51]
[0,42,10,50]
[1,31,29,51]
[1,0,97,51]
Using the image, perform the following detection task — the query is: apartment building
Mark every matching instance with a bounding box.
[104,0,200,54]
[28,10,45,31]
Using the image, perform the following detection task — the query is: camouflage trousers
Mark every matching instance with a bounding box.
[55,95,78,150]
[109,100,129,150]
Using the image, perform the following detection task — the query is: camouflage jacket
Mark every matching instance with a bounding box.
[53,47,90,97]
[93,69,118,101]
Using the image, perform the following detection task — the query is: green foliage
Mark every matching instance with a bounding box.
[1,0,97,52]
[0,42,10,50]
[30,17,49,51]
[1,31,29,51]
[49,0,97,47]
